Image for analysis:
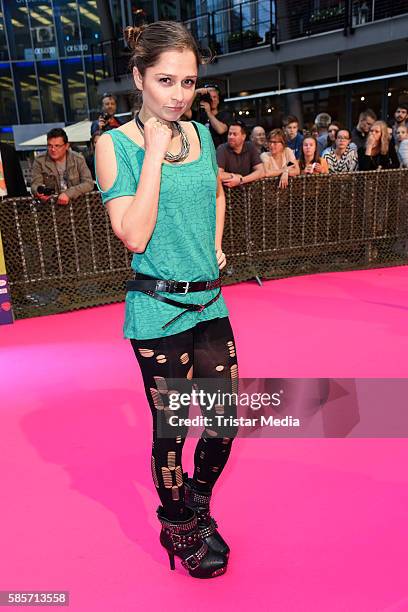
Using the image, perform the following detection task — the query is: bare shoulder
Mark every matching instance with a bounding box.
[95,131,114,156]
[95,133,117,190]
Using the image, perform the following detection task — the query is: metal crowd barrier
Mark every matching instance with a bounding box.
[0,169,407,320]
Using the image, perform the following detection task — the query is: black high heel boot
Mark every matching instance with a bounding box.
[183,474,230,558]
[157,506,227,578]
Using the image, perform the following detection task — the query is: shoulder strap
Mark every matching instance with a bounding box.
[191,121,202,145]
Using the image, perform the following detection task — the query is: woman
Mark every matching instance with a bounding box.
[396,124,408,167]
[358,120,400,170]
[261,128,300,188]
[95,21,238,579]
[322,129,358,173]
[321,121,341,156]
[299,135,329,174]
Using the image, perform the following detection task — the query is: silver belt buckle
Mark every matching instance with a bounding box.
[179,280,190,294]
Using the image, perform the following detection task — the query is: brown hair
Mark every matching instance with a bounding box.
[282,115,299,128]
[267,128,287,146]
[124,21,209,77]
[299,135,320,170]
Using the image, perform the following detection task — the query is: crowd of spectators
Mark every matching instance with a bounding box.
[1,89,407,202]
[208,101,408,189]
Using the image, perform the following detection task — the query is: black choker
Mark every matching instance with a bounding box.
[135,113,190,163]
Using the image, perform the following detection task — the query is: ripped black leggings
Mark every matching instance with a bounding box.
[130,316,238,520]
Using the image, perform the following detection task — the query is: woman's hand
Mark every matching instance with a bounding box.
[366,133,376,153]
[313,162,324,174]
[279,170,289,189]
[143,117,172,162]
[216,248,226,270]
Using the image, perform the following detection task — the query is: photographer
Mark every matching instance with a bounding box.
[192,84,233,148]
[90,93,122,137]
[31,128,94,205]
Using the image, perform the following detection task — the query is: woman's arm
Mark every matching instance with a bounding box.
[317,157,329,174]
[95,120,171,252]
[215,173,227,270]
[215,173,225,251]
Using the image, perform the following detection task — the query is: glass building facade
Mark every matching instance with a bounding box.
[0,0,126,134]
[0,0,196,136]
[2,0,407,140]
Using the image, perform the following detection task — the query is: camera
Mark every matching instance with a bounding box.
[99,113,113,130]
[199,92,212,105]
[35,185,57,205]
[37,185,55,196]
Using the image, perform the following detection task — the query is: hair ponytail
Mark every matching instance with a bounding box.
[124,25,146,50]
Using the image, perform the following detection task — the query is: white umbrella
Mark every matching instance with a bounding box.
[19,120,93,148]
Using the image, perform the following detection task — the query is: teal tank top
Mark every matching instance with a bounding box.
[96,122,229,340]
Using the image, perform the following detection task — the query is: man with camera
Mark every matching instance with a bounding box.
[191,84,233,148]
[31,128,94,205]
[90,93,122,137]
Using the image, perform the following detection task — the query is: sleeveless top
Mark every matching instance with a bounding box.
[96,121,229,340]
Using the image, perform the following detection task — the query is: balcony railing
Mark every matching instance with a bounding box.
[90,0,408,84]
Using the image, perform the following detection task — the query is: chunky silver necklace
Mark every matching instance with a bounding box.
[135,113,190,163]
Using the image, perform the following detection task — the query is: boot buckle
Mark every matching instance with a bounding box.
[182,553,199,570]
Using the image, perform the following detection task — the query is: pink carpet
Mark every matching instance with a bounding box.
[1,267,408,611]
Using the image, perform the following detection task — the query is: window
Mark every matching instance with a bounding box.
[0,6,9,61]
[158,1,178,20]
[37,60,64,122]
[61,57,87,121]
[3,0,32,60]
[53,0,82,58]
[78,0,100,52]
[84,56,104,118]
[0,63,17,124]
[29,1,57,60]
[12,62,41,123]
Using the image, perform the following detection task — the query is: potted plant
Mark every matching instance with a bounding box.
[227,29,262,52]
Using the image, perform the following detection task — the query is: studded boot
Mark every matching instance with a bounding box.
[157,506,227,578]
[183,474,230,558]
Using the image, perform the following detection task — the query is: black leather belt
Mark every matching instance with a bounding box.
[126,272,222,330]
[126,273,221,294]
